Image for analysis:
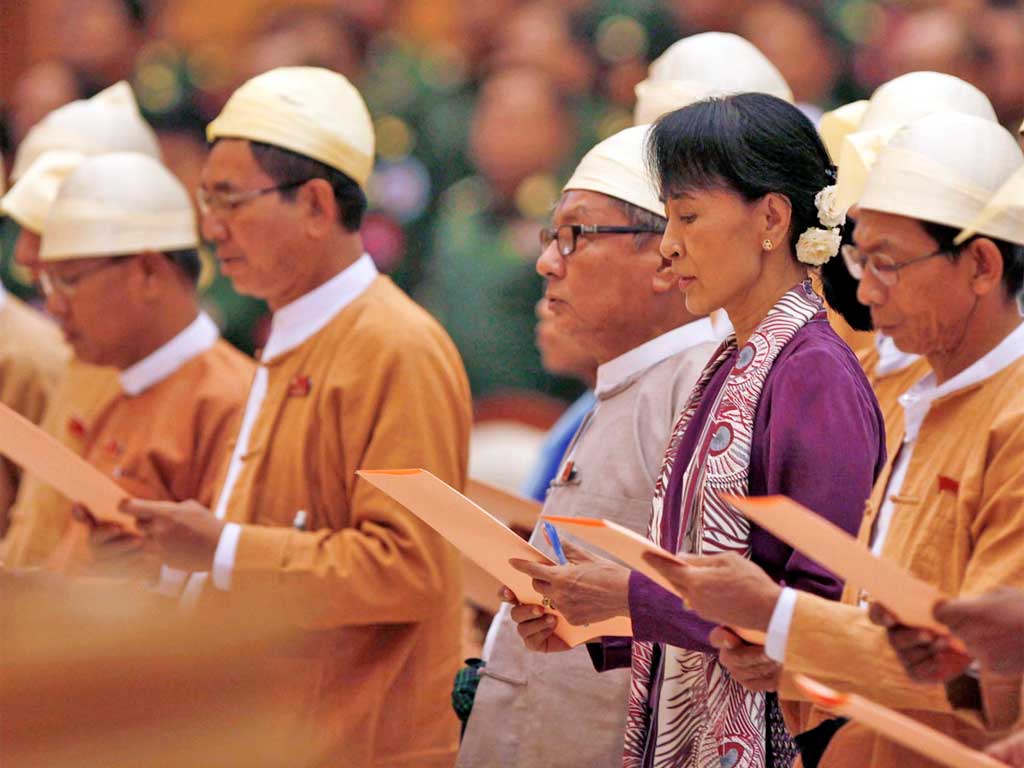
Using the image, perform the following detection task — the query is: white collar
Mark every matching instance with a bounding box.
[874,333,922,377]
[119,311,219,396]
[262,253,378,362]
[0,282,7,312]
[899,321,1024,442]
[595,317,716,398]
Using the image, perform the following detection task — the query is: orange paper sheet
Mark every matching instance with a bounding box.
[795,676,1005,768]
[542,515,767,645]
[723,494,945,631]
[464,479,542,531]
[357,469,632,647]
[0,402,135,532]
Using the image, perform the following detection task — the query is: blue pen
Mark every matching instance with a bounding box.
[543,522,569,565]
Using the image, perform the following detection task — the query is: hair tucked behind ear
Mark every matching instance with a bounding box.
[646,92,872,331]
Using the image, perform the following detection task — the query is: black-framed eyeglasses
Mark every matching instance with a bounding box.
[539,223,665,257]
[196,179,310,216]
[840,244,952,287]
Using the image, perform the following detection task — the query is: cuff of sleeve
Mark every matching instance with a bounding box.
[152,565,189,597]
[587,635,633,672]
[211,522,242,591]
[765,586,798,663]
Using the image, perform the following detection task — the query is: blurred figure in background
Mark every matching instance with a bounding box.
[418,66,579,400]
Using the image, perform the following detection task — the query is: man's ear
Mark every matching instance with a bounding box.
[652,255,677,294]
[964,237,1006,298]
[134,250,167,298]
[298,179,339,238]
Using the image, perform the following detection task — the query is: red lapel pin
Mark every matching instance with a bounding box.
[288,374,312,398]
[937,475,960,494]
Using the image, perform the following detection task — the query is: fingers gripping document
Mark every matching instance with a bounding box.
[541,514,767,645]
[0,402,137,533]
[795,676,1005,768]
[721,494,946,631]
[356,469,631,647]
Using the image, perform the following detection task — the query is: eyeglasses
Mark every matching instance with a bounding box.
[196,179,310,216]
[840,244,952,287]
[539,224,665,257]
[39,258,128,298]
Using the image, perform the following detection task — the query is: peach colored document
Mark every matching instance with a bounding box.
[357,469,631,647]
[795,676,1005,768]
[722,494,945,630]
[542,515,767,645]
[465,479,541,531]
[0,402,135,532]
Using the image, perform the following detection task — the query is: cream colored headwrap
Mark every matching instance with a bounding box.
[833,72,997,213]
[955,166,1024,245]
[634,32,792,125]
[11,82,161,182]
[41,152,197,262]
[207,66,375,187]
[1,151,86,234]
[818,100,869,162]
[860,112,1024,246]
[563,125,662,217]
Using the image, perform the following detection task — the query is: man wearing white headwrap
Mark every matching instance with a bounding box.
[0,161,68,533]
[633,32,793,125]
[3,152,253,572]
[93,67,472,767]
[816,71,1000,469]
[456,125,718,768]
[639,112,1024,768]
[1,82,164,563]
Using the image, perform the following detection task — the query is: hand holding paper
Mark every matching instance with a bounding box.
[0,402,136,534]
[722,494,946,631]
[794,675,1006,768]
[356,469,631,647]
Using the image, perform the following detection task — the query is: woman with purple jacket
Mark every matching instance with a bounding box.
[508,93,886,768]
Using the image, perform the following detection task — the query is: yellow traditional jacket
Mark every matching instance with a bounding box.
[203,276,471,768]
[780,352,1024,767]
[2,339,252,569]
[856,341,932,465]
[0,294,68,529]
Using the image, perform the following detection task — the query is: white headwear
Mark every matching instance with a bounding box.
[818,100,869,162]
[1,150,86,234]
[955,166,1024,245]
[207,66,375,187]
[563,125,662,217]
[634,32,792,124]
[11,82,161,182]
[41,152,197,262]
[860,112,1024,246]
[833,72,997,213]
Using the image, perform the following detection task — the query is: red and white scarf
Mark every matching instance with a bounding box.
[624,281,822,768]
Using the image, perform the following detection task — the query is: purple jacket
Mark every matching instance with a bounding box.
[593,316,887,669]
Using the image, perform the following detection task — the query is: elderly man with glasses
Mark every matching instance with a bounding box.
[456,124,718,768]
[85,67,473,768]
[7,151,253,574]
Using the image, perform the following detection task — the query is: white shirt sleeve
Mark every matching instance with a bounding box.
[211,522,242,591]
[152,564,189,597]
[765,587,799,663]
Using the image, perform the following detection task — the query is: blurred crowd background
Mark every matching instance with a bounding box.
[2,0,1022,421]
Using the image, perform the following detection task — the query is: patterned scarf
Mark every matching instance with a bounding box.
[624,281,822,768]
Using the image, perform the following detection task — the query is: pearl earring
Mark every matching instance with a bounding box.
[762,239,773,251]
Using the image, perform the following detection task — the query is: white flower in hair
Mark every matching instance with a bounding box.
[814,184,846,228]
[796,226,842,266]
